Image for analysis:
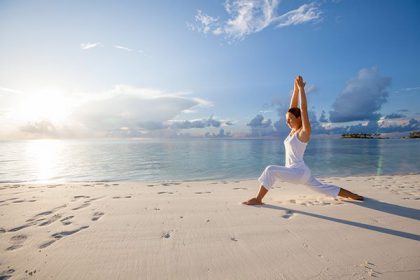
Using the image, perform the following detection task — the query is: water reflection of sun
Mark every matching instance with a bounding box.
[26,139,61,182]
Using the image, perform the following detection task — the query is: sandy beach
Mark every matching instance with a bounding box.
[1,174,419,279]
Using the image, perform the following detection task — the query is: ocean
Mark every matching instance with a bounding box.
[0,138,419,183]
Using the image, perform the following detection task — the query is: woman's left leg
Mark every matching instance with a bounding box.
[305,176,363,200]
[337,188,364,200]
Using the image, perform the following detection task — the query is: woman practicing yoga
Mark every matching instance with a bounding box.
[243,75,363,205]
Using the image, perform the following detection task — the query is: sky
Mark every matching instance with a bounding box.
[0,0,419,139]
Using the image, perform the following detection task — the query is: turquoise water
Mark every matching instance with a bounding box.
[0,138,419,183]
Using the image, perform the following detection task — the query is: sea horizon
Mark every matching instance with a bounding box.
[1,138,419,184]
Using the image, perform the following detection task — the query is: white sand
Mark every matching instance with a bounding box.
[1,175,420,279]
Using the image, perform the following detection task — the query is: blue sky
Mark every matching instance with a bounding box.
[0,0,419,138]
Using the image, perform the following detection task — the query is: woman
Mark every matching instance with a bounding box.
[243,75,363,205]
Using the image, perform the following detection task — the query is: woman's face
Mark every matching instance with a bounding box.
[285,112,301,129]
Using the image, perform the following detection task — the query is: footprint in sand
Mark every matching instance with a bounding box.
[38,214,62,226]
[72,195,90,202]
[195,191,212,194]
[24,269,37,276]
[282,210,295,219]
[71,202,90,210]
[161,230,173,239]
[233,187,248,190]
[112,195,132,199]
[92,212,104,221]
[0,268,15,279]
[87,196,106,202]
[43,204,67,215]
[1,197,19,202]
[60,215,74,225]
[287,198,342,207]
[8,221,37,232]
[39,240,56,249]
[72,196,105,209]
[161,182,181,186]
[39,226,89,248]
[6,234,27,251]
[157,191,174,194]
[359,261,381,278]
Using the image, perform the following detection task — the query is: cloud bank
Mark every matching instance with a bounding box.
[0,85,227,139]
[246,67,418,137]
[329,67,391,123]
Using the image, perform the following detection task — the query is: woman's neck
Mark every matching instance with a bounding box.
[291,127,301,134]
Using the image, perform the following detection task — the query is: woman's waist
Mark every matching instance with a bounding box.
[285,160,308,168]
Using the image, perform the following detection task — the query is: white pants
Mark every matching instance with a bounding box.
[258,164,341,197]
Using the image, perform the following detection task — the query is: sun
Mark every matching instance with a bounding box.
[11,90,74,124]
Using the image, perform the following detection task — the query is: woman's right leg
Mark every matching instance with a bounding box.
[242,185,268,205]
[243,165,305,205]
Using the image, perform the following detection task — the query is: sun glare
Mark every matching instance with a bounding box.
[26,139,62,182]
[11,90,73,124]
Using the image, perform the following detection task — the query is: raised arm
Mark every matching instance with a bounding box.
[297,76,311,142]
[289,77,299,109]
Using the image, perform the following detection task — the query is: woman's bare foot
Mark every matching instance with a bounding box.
[338,188,364,201]
[242,197,264,205]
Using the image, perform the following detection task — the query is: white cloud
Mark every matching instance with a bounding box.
[80,42,102,50]
[114,45,133,52]
[305,84,318,94]
[392,86,420,94]
[192,10,220,34]
[182,109,197,114]
[224,0,278,39]
[71,85,212,133]
[274,3,322,27]
[189,1,322,40]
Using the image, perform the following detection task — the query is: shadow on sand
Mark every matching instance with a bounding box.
[346,197,420,221]
[260,198,420,241]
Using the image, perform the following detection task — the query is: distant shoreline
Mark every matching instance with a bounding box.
[341,131,420,139]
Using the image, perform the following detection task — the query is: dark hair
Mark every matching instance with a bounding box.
[288,107,301,118]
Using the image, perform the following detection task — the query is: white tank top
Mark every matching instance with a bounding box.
[284,130,308,167]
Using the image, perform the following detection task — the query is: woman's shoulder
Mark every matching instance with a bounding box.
[297,130,310,144]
